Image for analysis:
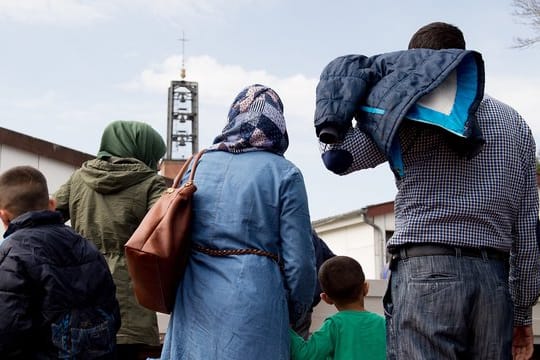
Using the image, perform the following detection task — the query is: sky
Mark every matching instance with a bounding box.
[1,0,539,220]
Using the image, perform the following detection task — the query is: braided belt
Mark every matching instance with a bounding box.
[192,244,282,268]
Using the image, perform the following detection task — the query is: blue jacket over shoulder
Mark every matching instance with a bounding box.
[315,49,485,178]
[0,210,120,359]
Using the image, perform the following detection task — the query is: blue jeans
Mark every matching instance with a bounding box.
[383,253,512,359]
[51,308,117,359]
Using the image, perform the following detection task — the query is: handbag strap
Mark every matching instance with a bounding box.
[171,149,206,188]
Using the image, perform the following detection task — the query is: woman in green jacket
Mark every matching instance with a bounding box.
[54,120,167,359]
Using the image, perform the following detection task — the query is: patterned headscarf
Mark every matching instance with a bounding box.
[208,84,289,155]
[96,120,166,170]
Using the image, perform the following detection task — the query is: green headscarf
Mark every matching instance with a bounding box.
[97,120,166,170]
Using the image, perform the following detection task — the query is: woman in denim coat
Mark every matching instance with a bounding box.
[159,84,316,360]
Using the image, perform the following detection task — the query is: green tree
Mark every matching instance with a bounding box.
[513,0,540,47]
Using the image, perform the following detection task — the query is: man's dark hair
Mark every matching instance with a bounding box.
[0,166,49,217]
[318,256,365,304]
[408,22,466,50]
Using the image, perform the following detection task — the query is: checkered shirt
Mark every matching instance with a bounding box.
[324,95,540,325]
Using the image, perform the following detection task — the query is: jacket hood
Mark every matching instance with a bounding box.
[79,158,159,194]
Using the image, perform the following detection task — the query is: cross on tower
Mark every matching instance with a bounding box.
[178,31,189,79]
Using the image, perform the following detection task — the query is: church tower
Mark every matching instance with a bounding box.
[160,33,199,179]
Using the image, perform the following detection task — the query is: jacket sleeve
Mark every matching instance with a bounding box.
[321,126,387,175]
[289,319,335,360]
[53,174,73,222]
[279,168,316,324]
[314,54,382,140]
[510,123,540,326]
[147,175,167,210]
[0,245,33,355]
[315,56,387,175]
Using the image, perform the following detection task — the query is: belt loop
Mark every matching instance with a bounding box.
[480,249,488,260]
[399,247,407,260]
[455,247,461,257]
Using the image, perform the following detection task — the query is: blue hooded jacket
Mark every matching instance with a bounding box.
[315,48,485,178]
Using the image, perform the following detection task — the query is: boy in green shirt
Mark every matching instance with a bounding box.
[290,256,386,360]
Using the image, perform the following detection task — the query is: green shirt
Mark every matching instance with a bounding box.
[290,310,386,360]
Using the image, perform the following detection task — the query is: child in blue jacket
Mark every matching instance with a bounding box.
[0,166,120,359]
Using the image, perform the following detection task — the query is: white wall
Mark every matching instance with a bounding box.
[0,144,79,237]
[320,224,378,279]
[0,144,78,192]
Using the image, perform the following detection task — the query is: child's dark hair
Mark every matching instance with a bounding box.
[318,256,365,304]
[408,22,466,50]
[0,166,49,218]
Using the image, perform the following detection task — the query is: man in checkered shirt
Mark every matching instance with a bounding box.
[319,22,540,359]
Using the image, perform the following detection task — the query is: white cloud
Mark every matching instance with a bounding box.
[0,0,261,25]
[124,0,257,18]
[0,0,108,25]
[119,54,317,122]
[119,54,321,168]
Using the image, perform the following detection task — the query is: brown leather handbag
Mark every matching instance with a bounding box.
[124,150,205,314]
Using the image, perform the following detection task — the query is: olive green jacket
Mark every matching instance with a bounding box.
[54,157,167,346]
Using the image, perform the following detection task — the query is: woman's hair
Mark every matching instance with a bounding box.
[0,166,49,217]
[408,22,466,50]
[318,256,365,304]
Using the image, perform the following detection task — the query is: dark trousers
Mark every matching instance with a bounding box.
[116,344,162,360]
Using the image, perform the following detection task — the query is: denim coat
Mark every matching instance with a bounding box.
[160,151,316,360]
